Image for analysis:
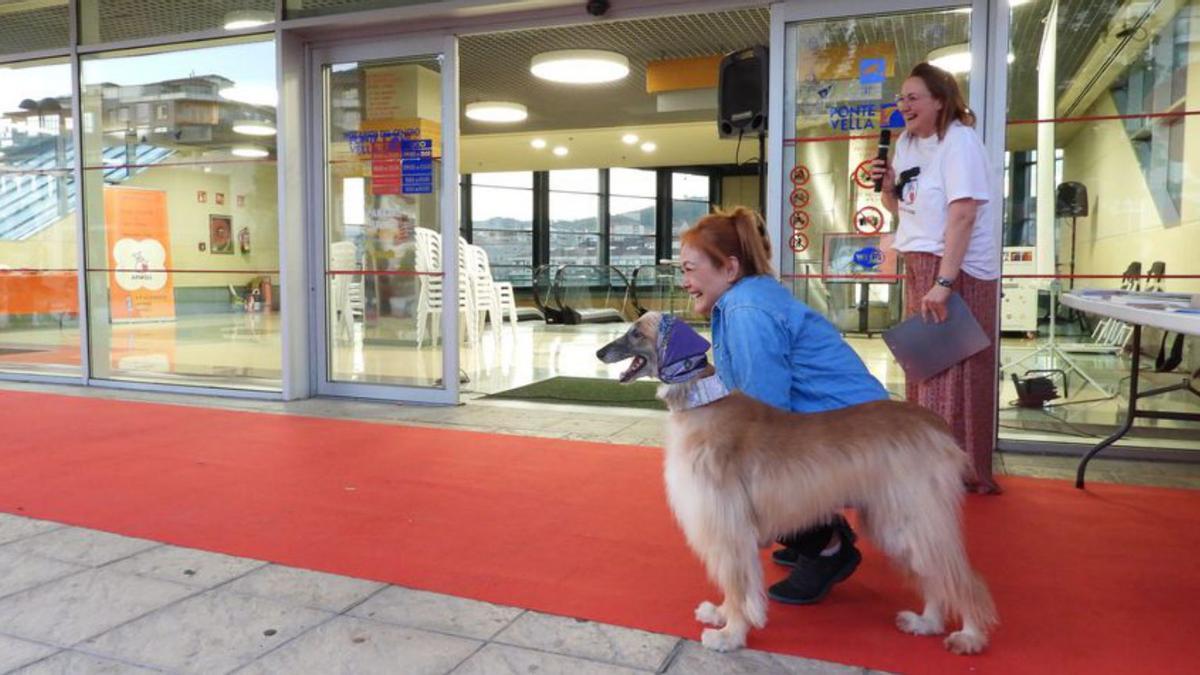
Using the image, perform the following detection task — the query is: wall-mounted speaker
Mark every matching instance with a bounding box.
[717,46,768,139]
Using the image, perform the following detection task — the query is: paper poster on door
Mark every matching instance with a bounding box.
[104,187,176,323]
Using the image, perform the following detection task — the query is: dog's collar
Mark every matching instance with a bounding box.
[682,374,730,410]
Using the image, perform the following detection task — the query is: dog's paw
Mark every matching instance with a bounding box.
[896,610,944,636]
[944,629,987,655]
[701,627,745,653]
[695,601,725,627]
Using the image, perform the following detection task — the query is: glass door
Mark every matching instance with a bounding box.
[773,0,987,325]
[310,35,459,403]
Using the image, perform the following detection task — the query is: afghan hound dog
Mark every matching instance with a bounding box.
[597,312,996,654]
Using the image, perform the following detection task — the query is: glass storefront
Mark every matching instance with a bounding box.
[0,0,1195,455]
[79,37,281,389]
[0,59,79,378]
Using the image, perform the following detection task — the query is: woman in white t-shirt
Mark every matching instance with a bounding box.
[872,63,1001,494]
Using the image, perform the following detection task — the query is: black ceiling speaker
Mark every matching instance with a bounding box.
[718,46,768,139]
[1056,181,1089,217]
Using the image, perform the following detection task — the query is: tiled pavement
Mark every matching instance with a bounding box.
[1,380,1197,673]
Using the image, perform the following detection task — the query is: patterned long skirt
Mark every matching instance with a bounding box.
[902,252,1001,494]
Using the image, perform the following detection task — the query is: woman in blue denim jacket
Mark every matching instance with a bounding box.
[679,207,889,605]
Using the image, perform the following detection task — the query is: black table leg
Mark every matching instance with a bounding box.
[1076,325,1142,489]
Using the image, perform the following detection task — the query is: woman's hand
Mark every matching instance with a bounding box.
[921,285,952,323]
[872,159,898,214]
[870,158,895,193]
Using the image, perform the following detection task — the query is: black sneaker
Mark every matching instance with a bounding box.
[767,543,862,605]
[771,547,802,568]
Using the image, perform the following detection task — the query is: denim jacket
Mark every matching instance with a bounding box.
[711,275,889,413]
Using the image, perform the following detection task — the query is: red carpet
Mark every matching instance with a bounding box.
[1,390,1197,674]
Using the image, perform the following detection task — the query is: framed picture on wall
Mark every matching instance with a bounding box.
[209,215,234,255]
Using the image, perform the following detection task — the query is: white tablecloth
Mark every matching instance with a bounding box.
[1062,291,1200,337]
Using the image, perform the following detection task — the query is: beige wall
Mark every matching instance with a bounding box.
[0,213,76,270]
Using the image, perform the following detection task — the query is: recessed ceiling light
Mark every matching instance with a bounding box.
[530,138,547,149]
[232,122,276,136]
[621,133,639,145]
[640,142,656,153]
[231,146,269,158]
[531,50,630,84]
[928,44,1015,74]
[219,85,277,107]
[465,101,528,123]
[223,9,274,31]
[552,146,569,157]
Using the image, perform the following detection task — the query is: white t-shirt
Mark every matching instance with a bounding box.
[891,121,999,280]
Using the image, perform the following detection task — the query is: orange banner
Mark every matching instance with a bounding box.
[103,187,176,322]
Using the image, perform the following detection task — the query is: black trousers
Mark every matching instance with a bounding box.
[777,514,852,557]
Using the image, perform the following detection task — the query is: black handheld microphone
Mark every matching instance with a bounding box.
[872,129,891,193]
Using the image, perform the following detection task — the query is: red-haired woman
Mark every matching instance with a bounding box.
[872,62,1001,494]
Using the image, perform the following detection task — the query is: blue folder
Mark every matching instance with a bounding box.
[882,292,991,383]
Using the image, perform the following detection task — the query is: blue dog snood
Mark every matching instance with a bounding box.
[657,314,711,384]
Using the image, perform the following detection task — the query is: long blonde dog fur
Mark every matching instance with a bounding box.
[597,312,997,654]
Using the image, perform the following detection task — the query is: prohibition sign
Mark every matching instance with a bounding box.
[789,210,811,231]
[790,164,811,185]
[852,159,875,190]
[789,186,811,209]
[854,205,885,234]
[789,231,809,253]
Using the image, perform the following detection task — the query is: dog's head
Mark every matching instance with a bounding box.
[596,312,711,384]
[596,312,662,383]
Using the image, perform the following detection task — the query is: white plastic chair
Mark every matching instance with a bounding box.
[414,229,478,347]
[467,244,502,339]
[329,241,364,342]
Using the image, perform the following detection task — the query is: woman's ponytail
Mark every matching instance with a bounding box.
[729,207,777,278]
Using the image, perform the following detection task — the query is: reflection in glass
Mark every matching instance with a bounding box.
[998,0,1200,450]
[324,56,446,387]
[0,60,80,377]
[80,38,280,390]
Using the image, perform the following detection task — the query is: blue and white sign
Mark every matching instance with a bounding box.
[402,158,434,194]
[852,246,885,270]
[401,139,433,160]
[828,103,879,131]
[859,58,887,85]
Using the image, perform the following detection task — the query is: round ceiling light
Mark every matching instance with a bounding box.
[232,122,276,136]
[465,101,528,123]
[927,44,1014,75]
[928,44,971,74]
[621,133,639,145]
[223,10,274,31]
[530,50,630,84]
[552,146,569,157]
[640,142,656,153]
[530,138,547,149]
[231,146,269,158]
